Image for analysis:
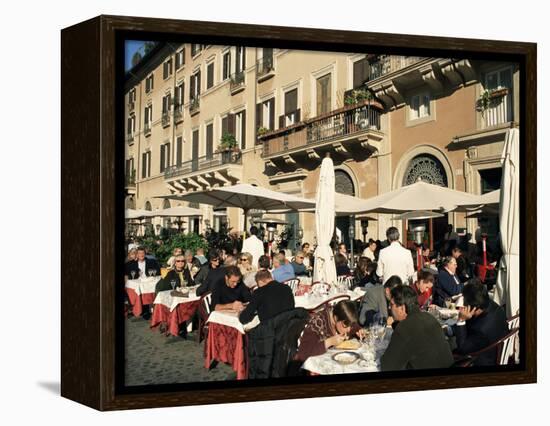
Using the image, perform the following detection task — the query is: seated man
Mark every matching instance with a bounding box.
[359,275,402,327]
[411,269,434,310]
[239,270,295,324]
[272,253,296,283]
[290,251,308,276]
[453,279,509,366]
[381,285,454,371]
[211,265,252,312]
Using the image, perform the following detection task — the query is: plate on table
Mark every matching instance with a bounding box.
[332,351,360,365]
[335,339,361,350]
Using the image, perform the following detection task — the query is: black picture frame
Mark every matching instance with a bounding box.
[61,15,537,411]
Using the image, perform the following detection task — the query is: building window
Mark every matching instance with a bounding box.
[127,114,136,135]
[190,70,201,100]
[403,155,447,187]
[192,129,199,167]
[284,88,300,126]
[145,74,154,93]
[236,46,246,73]
[176,136,183,166]
[175,48,185,70]
[162,93,171,114]
[257,98,275,132]
[128,88,136,104]
[144,105,153,134]
[222,51,231,80]
[409,93,431,120]
[353,57,370,89]
[141,151,151,178]
[206,62,215,89]
[316,73,331,115]
[163,58,173,80]
[125,158,134,177]
[206,123,214,159]
[235,110,246,150]
[160,142,171,173]
[191,44,202,57]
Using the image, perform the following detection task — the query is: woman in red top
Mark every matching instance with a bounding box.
[412,269,434,310]
[295,300,363,362]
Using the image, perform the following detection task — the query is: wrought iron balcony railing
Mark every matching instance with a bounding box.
[230,70,245,92]
[365,55,426,83]
[189,97,200,115]
[256,56,274,79]
[164,150,242,179]
[162,112,171,127]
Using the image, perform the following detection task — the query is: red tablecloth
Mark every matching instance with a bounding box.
[205,322,248,380]
[126,288,155,317]
[150,299,200,337]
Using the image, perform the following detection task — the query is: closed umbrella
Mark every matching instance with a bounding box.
[313,156,337,285]
[494,129,520,317]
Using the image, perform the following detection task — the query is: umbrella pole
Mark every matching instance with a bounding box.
[243,208,249,239]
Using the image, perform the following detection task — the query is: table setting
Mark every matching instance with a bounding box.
[125,275,162,317]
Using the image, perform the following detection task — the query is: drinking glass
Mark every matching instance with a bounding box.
[445,298,452,309]
[170,279,177,290]
[148,269,153,278]
[130,270,136,280]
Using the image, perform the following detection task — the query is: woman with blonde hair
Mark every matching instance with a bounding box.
[239,252,258,288]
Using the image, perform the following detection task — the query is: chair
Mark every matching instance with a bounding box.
[467,327,520,366]
[337,275,355,291]
[283,278,300,294]
[507,312,520,330]
[196,292,212,343]
[309,294,351,313]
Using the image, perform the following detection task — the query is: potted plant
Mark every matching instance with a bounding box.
[344,88,373,106]
[477,88,508,116]
[257,126,269,137]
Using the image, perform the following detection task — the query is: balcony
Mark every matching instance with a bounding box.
[162,112,171,127]
[189,97,200,116]
[260,101,384,165]
[230,71,245,94]
[365,55,426,83]
[256,56,275,82]
[174,105,183,123]
[478,88,513,129]
[126,133,134,144]
[144,122,151,136]
[125,171,136,195]
[164,151,243,192]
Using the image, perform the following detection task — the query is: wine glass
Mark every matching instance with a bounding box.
[130,270,136,280]
[170,279,177,290]
[147,269,153,278]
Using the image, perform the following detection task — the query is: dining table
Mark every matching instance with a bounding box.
[204,310,260,380]
[302,327,393,375]
[125,276,161,317]
[294,287,366,310]
[150,287,201,337]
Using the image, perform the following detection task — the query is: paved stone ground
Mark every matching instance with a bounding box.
[125,315,236,386]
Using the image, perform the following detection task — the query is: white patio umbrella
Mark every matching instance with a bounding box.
[494,129,520,317]
[313,156,337,285]
[451,189,501,212]
[392,210,444,220]
[151,206,203,217]
[160,184,315,231]
[125,208,155,219]
[345,180,482,214]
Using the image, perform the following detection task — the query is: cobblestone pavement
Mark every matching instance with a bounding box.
[125,315,236,386]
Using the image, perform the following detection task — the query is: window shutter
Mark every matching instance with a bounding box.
[353,58,368,89]
[207,63,214,89]
[269,98,275,130]
[141,153,146,178]
[242,47,246,69]
[285,89,297,115]
[190,76,195,99]
[160,145,165,172]
[182,48,185,65]
[192,130,199,160]
[147,152,151,177]
[127,117,132,134]
[295,108,301,122]
[236,47,241,73]
[240,110,246,150]
[206,123,213,158]
[166,143,171,167]
[221,116,229,136]
[256,103,262,131]
[197,71,201,95]
[228,113,236,136]
[177,137,182,165]
[167,94,171,110]
[151,74,154,90]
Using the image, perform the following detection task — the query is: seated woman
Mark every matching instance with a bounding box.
[238,251,258,288]
[354,257,379,288]
[155,254,194,294]
[335,253,351,276]
[295,300,362,362]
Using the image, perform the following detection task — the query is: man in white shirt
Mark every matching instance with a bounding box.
[376,227,414,285]
[241,226,265,268]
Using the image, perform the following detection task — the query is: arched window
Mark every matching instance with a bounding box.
[334,170,355,196]
[403,154,448,187]
[125,196,135,209]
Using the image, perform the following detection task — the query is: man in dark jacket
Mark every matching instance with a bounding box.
[434,256,464,306]
[125,246,161,280]
[381,285,454,371]
[211,266,251,311]
[453,279,509,366]
[239,270,295,324]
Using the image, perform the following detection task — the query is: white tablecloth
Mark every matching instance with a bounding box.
[427,306,459,328]
[153,289,200,312]
[206,310,260,334]
[125,277,161,296]
[303,329,392,375]
[294,288,365,310]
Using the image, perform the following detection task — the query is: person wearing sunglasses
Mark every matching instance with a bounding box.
[196,249,222,296]
[291,251,308,277]
[155,254,194,294]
